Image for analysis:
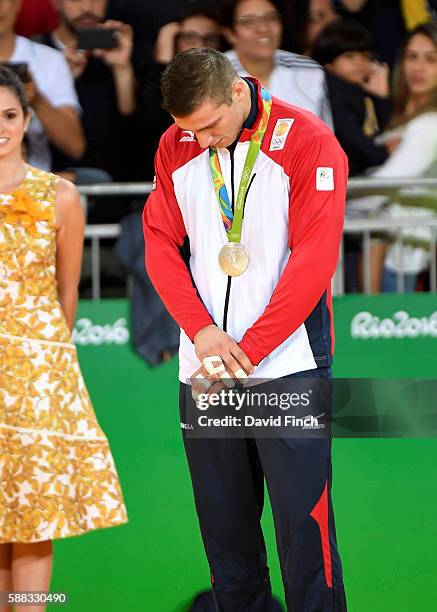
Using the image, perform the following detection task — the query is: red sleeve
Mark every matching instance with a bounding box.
[142,133,214,341]
[239,132,348,365]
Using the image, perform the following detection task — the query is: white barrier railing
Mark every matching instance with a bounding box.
[80,178,437,299]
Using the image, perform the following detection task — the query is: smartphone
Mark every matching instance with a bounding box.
[77,27,119,51]
[0,62,30,83]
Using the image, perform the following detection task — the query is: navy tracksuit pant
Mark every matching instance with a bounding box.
[179,368,347,612]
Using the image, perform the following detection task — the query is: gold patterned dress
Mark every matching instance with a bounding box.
[0,166,127,542]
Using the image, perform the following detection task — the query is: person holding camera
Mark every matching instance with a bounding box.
[0,0,85,172]
[39,0,137,184]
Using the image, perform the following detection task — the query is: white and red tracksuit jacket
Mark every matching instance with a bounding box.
[143,80,348,382]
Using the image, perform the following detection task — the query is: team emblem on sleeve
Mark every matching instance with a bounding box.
[316,167,334,191]
[180,130,196,142]
[269,118,294,151]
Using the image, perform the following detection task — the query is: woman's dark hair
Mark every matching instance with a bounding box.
[312,18,372,66]
[287,0,311,54]
[0,65,29,115]
[390,21,437,128]
[179,0,219,22]
[219,0,285,29]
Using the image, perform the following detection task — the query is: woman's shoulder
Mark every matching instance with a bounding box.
[405,111,437,131]
[54,176,80,199]
[54,177,84,228]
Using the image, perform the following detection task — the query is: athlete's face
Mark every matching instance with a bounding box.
[171,80,250,149]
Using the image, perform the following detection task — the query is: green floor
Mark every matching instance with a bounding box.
[51,298,437,611]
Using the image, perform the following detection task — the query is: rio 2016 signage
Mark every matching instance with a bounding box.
[73,317,130,346]
[351,310,437,339]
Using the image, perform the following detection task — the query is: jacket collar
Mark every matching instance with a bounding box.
[239,77,268,143]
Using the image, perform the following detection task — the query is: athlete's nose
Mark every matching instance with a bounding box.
[196,133,215,149]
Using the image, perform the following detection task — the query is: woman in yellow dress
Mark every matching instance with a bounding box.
[0,66,127,609]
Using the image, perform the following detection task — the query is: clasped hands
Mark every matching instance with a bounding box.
[191,325,254,402]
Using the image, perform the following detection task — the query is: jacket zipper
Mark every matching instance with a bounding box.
[222,147,256,332]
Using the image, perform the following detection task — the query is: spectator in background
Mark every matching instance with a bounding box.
[154,1,221,64]
[14,0,59,38]
[364,22,437,292]
[288,0,340,55]
[220,0,333,126]
[312,19,391,176]
[138,1,222,180]
[39,0,136,185]
[312,18,392,292]
[335,0,437,68]
[339,0,436,31]
[0,0,84,171]
[106,0,187,74]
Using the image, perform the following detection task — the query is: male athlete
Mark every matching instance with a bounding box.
[143,48,348,611]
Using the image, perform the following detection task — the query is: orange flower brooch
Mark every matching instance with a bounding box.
[0,189,53,236]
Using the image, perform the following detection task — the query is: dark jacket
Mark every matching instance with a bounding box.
[137,61,173,180]
[326,73,391,176]
[116,212,179,365]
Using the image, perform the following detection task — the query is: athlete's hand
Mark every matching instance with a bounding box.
[194,325,254,379]
[190,363,226,403]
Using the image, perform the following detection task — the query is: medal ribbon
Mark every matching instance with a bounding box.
[209,87,272,243]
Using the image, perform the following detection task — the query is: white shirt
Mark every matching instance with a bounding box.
[373,112,437,274]
[11,35,80,171]
[225,48,333,128]
[143,88,348,381]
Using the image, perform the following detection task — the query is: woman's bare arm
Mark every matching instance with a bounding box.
[55,178,85,331]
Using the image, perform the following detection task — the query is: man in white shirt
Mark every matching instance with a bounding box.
[0,0,84,170]
[221,0,333,127]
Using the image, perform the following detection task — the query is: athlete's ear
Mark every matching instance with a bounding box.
[232,79,246,102]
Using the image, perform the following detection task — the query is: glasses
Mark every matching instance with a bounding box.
[235,11,282,29]
[178,31,221,47]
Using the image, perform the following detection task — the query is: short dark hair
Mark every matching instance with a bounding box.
[312,19,372,66]
[219,0,285,29]
[0,65,29,115]
[179,0,219,22]
[161,48,238,116]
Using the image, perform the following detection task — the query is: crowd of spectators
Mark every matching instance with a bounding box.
[7,0,437,293]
